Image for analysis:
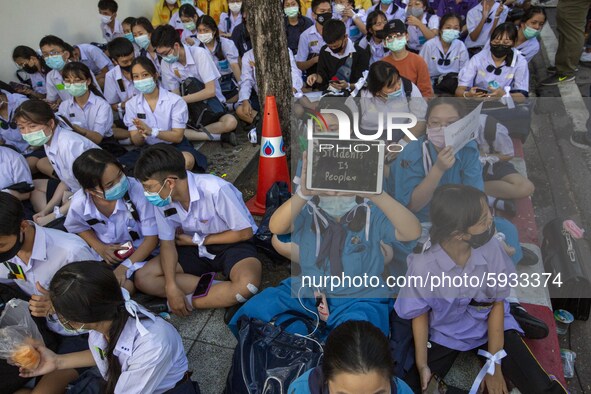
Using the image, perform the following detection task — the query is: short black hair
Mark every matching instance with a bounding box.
[98,0,118,13]
[367,61,400,96]
[122,16,137,26]
[322,19,346,44]
[179,3,198,18]
[490,22,518,44]
[439,12,462,31]
[425,96,466,122]
[107,37,134,60]
[0,192,24,237]
[134,144,188,182]
[131,17,154,34]
[39,35,69,52]
[311,0,331,13]
[521,6,546,25]
[73,149,123,192]
[151,25,182,49]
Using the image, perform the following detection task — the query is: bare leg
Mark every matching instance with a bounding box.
[205,114,238,134]
[26,156,39,174]
[133,256,200,297]
[32,369,79,394]
[181,152,195,170]
[36,157,54,178]
[30,179,49,213]
[184,129,213,142]
[484,174,535,199]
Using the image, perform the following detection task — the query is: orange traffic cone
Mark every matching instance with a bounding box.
[246,96,291,216]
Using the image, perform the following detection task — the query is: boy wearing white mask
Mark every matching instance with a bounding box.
[98,0,124,43]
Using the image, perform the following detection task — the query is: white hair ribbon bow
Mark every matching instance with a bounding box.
[121,288,150,337]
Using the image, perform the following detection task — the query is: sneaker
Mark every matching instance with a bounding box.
[546,66,579,73]
[510,303,549,339]
[518,246,539,266]
[220,131,238,146]
[539,73,576,86]
[571,132,591,149]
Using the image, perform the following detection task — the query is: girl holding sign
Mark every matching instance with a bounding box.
[395,184,567,394]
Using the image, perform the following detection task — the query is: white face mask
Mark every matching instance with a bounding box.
[198,32,214,44]
[318,196,358,218]
[334,3,346,14]
[100,14,112,24]
[229,2,242,12]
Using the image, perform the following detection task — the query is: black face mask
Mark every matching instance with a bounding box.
[0,233,23,262]
[316,12,333,25]
[330,40,345,54]
[466,221,496,249]
[375,30,388,40]
[490,44,512,58]
[120,64,132,73]
[22,64,39,74]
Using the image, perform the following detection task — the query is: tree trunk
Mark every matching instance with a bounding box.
[245,0,292,145]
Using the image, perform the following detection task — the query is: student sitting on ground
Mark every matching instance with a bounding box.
[395,184,568,394]
[14,100,100,226]
[359,10,389,65]
[57,62,115,146]
[20,262,201,394]
[506,6,546,62]
[288,320,413,393]
[306,19,370,92]
[122,16,142,56]
[118,57,207,173]
[169,0,205,31]
[229,152,421,338]
[0,146,34,203]
[12,46,50,99]
[295,0,330,76]
[103,37,140,116]
[456,23,529,102]
[366,0,406,23]
[380,19,434,98]
[98,0,124,42]
[0,193,97,394]
[464,0,508,57]
[405,0,440,53]
[70,42,113,89]
[131,17,162,75]
[132,144,261,319]
[65,149,161,293]
[219,0,243,38]
[419,12,469,95]
[151,24,238,144]
[284,0,314,57]
[332,0,368,43]
[0,89,34,160]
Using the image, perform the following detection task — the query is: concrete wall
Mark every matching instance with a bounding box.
[0,0,154,82]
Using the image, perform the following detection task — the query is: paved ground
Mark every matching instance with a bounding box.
[168,6,591,393]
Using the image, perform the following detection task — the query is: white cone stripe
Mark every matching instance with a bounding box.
[260,136,286,158]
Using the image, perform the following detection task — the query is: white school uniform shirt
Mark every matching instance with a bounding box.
[339,10,367,43]
[29,72,47,95]
[465,2,508,49]
[219,11,243,35]
[458,48,529,93]
[123,87,188,146]
[355,85,427,132]
[44,125,101,193]
[359,36,387,65]
[65,177,158,250]
[101,18,124,42]
[200,38,240,76]
[0,146,33,190]
[476,114,514,156]
[155,172,257,241]
[238,49,302,102]
[0,224,96,335]
[407,13,440,52]
[88,307,188,394]
[169,6,205,30]
[46,68,102,102]
[419,36,469,79]
[180,28,199,46]
[104,65,139,105]
[0,91,30,153]
[58,92,114,138]
[367,2,406,21]
[160,44,226,103]
[515,38,540,62]
[296,24,326,63]
[76,43,113,75]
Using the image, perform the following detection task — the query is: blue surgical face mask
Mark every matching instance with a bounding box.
[45,55,66,71]
[523,25,540,40]
[144,181,172,207]
[134,77,157,94]
[64,82,88,97]
[104,175,129,201]
[318,196,358,218]
[381,0,394,4]
[124,32,135,43]
[441,29,460,43]
[386,84,404,99]
[135,34,151,49]
[162,47,179,64]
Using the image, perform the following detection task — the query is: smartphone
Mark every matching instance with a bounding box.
[192,272,216,299]
[115,241,135,260]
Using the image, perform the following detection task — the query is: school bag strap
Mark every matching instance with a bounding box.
[123,191,141,241]
[483,114,498,154]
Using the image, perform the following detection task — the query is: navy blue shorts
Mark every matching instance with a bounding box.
[483,161,519,181]
[176,238,258,278]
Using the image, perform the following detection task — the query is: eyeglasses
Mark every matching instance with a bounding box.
[156,47,174,57]
[42,50,63,58]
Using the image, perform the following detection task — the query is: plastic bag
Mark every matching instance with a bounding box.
[0,298,44,369]
[561,349,577,379]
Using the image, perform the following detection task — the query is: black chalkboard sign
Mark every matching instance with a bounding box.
[306,137,385,194]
